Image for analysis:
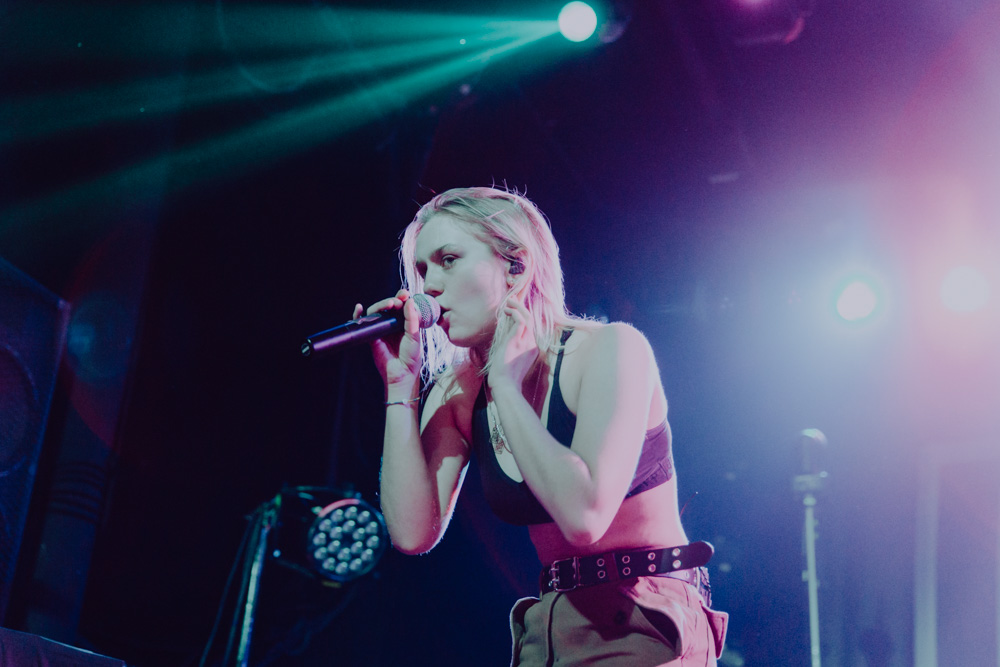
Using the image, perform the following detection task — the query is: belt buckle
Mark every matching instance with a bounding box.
[549,557,579,592]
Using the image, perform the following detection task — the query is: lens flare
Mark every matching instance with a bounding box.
[836,279,878,322]
[558,2,598,42]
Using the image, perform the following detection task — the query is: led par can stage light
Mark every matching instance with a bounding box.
[307,497,388,582]
[272,487,389,584]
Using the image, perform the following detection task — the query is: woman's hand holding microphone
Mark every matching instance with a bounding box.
[354,289,426,401]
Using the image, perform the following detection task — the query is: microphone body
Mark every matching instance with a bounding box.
[301,293,440,358]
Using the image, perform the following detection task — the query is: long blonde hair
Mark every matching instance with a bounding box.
[400,186,592,382]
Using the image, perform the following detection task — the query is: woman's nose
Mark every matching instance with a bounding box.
[422,274,443,297]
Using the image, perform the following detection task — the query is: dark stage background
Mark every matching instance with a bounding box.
[3,1,999,665]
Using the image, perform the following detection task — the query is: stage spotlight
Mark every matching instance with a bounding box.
[208,487,387,665]
[306,497,388,583]
[558,2,598,42]
[273,487,388,584]
[835,278,878,323]
[940,265,990,313]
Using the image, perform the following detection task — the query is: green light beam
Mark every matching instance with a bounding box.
[2,22,560,233]
[4,35,482,146]
[5,2,557,146]
[3,3,555,63]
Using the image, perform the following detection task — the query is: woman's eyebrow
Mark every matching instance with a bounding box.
[415,244,461,276]
[426,244,461,261]
[435,243,461,255]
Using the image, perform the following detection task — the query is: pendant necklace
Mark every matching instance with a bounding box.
[488,400,510,455]
[488,361,544,456]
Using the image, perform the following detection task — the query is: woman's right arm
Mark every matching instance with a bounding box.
[358,291,471,555]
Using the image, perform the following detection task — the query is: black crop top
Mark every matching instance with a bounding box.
[471,329,675,526]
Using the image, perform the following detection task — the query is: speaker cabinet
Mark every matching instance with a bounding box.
[0,627,125,666]
[0,256,69,622]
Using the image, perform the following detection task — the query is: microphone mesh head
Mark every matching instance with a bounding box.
[412,294,441,328]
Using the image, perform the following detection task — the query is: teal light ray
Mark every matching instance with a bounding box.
[2,22,560,233]
[6,1,559,146]
[4,3,555,63]
[4,35,479,146]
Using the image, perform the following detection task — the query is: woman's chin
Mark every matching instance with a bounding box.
[445,333,475,348]
[445,328,491,350]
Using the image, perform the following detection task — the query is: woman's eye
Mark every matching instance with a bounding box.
[441,255,457,267]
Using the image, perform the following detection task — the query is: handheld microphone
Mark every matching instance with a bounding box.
[300,293,441,358]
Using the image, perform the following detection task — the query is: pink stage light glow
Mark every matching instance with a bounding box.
[941,265,990,312]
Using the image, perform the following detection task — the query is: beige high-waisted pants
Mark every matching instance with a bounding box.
[510,575,728,666]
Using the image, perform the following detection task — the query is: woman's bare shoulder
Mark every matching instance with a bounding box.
[560,322,666,424]
[565,321,654,362]
[555,323,658,403]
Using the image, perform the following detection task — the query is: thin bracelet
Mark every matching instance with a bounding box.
[385,397,420,407]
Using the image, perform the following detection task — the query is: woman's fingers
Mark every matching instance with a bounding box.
[506,310,528,341]
[359,290,421,356]
[505,298,532,334]
[402,295,420,336]
[365,298,390,316]
[364,288,414,316]
[509,295,530,315]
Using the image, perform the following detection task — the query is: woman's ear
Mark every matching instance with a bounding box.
[506,258,525,288]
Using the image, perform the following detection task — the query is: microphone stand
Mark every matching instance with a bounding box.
[236,496,279,667]
[793,428,828,667]
[793,470,827,667]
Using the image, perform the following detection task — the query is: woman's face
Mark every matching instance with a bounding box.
[413,213,509,350]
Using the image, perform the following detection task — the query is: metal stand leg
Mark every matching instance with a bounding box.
[235,499,278,667]
[794,429,828,667]
[803,492,821,667]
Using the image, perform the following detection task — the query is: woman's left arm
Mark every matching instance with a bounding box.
[489,318,657,546]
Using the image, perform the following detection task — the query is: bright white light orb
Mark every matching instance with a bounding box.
[941,266,990,312]
[836,280,878,322]
[558,2,598,42]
